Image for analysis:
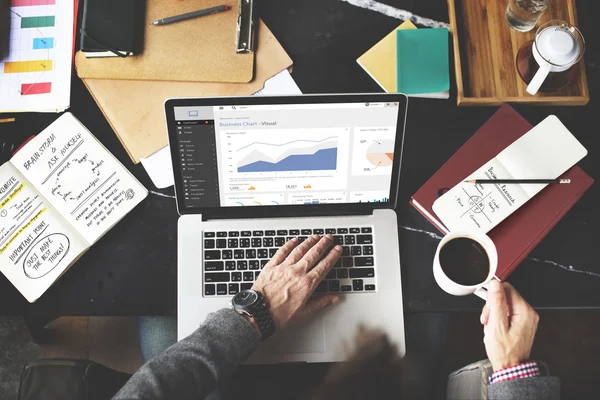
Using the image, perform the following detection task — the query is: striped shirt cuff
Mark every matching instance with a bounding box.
[489,361,540,384]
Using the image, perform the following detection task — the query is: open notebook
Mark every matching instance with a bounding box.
[0,113,147,302]
[432,115,587,233]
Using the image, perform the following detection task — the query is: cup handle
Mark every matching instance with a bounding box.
[527,62,552,95]
[474,286,487,300]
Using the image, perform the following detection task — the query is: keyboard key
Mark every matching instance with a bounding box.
[260,260,269,268]
[349,268,375,278]
[241,231,252,237]
[205,284,215,295]
[204,239,215,249]
[237,260,248,270]
[357,235,373,245]
[361,227,372,233]
[225,261,236,271]
[258,249,269,258]
[255,271,261,280]
[251,238,262,247]
[334,258,342,268]
[334,235,344,245]
[326,228,336,234]
[243,272,254,281]
[229,283,239,295]
[363,245,373,255]
[205,272,230,282]
[277,230,288,235]
[217,284,227,295]
[301,229,312,235]
[328,280,340,292]
[222,250,233,260]
[232,272,242,282]
[298,236,308,243]
[269,248,277,257]
[351,246,362,256]
[234,250,245,259]
[204,232,215,238]
[205,261,224,271]
[326,270,337,279]
[354,257,374,267]
[240,238,250,248]
[265,230,276,236]
[342,246,350,256]
[337,269,348,279]
[263,238,274,247]
[217,231,227,237]
[204,250,221,260]
[289,229,300,235]
[350,228,360,233]
[315,280,328,293]
[229,231,240,237]
[353,279,364,291]
[275,237,286,247]
[344,235,356,245]
[216,239,227,248]
[253,230,264,236]
[228,239,239,248]
[341,285,352,292]
[314,229,324,234]
[342,257,354,268]
[245,249,256,259]
[365,284,376,291]
[337,228,348,234]
[241,283,253,291]
[286,236,294,242]
[249,260,260,270]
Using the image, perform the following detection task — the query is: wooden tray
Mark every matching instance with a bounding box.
[448,0,589,106]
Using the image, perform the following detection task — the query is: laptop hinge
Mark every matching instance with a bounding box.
[201,206,375,222]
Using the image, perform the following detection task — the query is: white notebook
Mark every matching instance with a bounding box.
[0,113,148,302]
[432,115,587,233]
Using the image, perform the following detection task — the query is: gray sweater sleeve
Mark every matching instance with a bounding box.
[114,309,259,400]
[488,376,561,400]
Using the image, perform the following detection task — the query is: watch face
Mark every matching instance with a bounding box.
[235,290,258,307]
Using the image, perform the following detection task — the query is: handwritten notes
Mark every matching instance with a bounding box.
[0,113,147,302]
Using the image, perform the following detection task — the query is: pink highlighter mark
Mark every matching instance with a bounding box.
[21,82,52,95]
[11,0,56,6]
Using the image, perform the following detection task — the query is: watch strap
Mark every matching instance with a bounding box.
[251,295,276,341]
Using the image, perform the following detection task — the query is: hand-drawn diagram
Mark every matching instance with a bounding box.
[22,233,70,279]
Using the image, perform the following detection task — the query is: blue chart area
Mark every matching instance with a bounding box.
[237,136,338,173]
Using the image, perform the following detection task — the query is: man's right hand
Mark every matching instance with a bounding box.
[480,280,539,372]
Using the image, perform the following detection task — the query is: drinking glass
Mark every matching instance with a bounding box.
[505,0,553,32]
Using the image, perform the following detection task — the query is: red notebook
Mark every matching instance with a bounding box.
[410,105,594,280]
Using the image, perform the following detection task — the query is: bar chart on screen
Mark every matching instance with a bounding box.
[0,0,74,112]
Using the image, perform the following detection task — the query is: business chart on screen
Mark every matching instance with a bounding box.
[0,0,74,112]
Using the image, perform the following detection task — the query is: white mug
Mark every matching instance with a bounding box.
[526,20,585,95]
[433,230,498,300]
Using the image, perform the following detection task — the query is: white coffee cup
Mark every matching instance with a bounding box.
[433,230,498,300]
[526,20,585,95]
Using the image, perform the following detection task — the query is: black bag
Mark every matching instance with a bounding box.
[18,359,131,400]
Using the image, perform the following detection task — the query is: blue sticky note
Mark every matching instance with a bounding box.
[33,37,54,50]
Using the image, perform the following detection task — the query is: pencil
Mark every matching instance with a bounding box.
[465,179,571,184]
[151,5,230,26]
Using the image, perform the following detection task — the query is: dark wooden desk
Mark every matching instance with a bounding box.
[1,0,599,319]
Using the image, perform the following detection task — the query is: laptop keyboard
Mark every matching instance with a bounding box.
[203,227,376,297]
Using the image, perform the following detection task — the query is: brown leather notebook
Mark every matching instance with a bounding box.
[81,21,292,163]
[410,105,594,280]
[75,0,254,83]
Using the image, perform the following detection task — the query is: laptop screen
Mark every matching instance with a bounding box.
[167,95,407,215]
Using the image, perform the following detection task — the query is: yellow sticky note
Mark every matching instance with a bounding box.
[357,20,417,92]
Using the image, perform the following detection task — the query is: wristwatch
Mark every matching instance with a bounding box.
[231,289,276,341]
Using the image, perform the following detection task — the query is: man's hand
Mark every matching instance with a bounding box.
[252,234,342,330]
[480,280,539,371]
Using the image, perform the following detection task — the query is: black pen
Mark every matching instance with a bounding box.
[465,179,571,184]
[151,5,230,26]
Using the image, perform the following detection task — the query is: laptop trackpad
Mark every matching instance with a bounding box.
[269,321,326,354]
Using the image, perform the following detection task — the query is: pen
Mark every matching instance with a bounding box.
[465,179,571,184]
[151,5,230,26]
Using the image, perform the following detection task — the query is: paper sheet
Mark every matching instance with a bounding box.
[0,0,74,112]
[141,69,302,189]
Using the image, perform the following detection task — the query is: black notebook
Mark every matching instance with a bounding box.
[80,0,144,58]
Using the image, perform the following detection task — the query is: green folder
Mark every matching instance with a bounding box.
[396,28,450,95]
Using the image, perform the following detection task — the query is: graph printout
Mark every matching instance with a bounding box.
[1,0,74,112]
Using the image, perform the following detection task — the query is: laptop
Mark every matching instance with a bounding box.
[165,93,408,363]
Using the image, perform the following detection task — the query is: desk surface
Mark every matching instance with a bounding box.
[1,0,598,316]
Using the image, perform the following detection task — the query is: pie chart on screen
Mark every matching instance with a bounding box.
[366,139,394,167]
